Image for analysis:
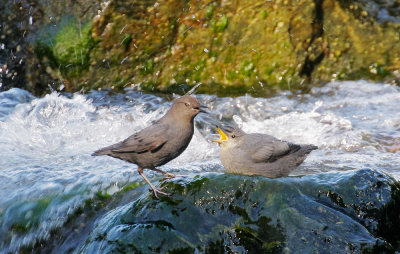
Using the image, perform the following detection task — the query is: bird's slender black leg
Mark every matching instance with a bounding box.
[138,167,169,198]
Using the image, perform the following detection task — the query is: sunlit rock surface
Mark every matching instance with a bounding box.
[2,0,400,95]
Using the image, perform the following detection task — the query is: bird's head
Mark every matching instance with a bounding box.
[213,125,245,147]
[171,95,207,120]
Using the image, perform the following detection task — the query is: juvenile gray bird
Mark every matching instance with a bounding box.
[213,126,317,178]
[92,96,207,198]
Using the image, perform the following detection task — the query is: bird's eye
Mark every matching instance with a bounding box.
[231,135,236,138]
[185,102,190,107]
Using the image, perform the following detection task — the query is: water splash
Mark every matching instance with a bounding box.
[1,81,400,251]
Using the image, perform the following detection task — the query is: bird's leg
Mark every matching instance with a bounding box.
[138,167,169,199]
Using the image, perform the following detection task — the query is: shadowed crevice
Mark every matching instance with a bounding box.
[299,0,326,78]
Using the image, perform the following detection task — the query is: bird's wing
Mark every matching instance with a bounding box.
[111,123,169,153]
[243,134,292,163]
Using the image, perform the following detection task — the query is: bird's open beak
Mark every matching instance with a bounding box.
[197,105,208,113]
[213,127,228,144]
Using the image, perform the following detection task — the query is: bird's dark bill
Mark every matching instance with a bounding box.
[198,105,208,113]
[213,127,228,143]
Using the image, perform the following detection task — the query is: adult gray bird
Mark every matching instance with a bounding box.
[92,96,207,198]
[213,126,317,178]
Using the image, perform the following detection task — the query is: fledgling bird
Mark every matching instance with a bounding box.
[92,96,207,198]
[213,126,317,178]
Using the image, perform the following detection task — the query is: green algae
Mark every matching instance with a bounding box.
[240,60,255,77]
[260,10,268,19]
[35,16,95,79]
[4,198,52,236]
[12,170,400,253]
[16,181,144,253]
[205,4,214,19]
[141,59,155,75]
[26,0,400,96]
[212,15,228,33]
[76,170,399,253]
[121,34,132,50]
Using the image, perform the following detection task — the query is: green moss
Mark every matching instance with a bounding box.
[178,24,188,40]
[186,176,209,193]
[212,15,228,32]
[205,5,214,19]
[368,63,390,78]
[165,247,195,254]
[96,190,111,200]
[36,16,95,78]
[122,182,141,192]
[232,215,285,253]
[265,66,275,76]
[141,59,155,75]
[52,19,94,75]
[240,60,255,77]
[10,223,31,233]
[9,198,52,233]
[261,10,268,19]
[121,34,132,50]
[170,17,178,30]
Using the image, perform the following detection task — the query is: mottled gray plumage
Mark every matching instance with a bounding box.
[92,95,206,198]
[214,126,317,178]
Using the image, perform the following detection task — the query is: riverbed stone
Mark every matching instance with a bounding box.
[77,169,399,253]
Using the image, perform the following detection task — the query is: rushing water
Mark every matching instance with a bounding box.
[0,80,400,252]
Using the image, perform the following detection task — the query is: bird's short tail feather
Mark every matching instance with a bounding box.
[92,142,123,156]
[92,148,110,156]
[298,144,318,155]
[293,144,317,166]
[306,144,318,151]
[92,144,116,156]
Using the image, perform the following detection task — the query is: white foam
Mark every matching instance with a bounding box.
[2,81,400,251]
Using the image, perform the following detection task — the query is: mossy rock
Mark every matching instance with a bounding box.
[78,169,399,253]
[35,16,95,79]
[26,0,400,96]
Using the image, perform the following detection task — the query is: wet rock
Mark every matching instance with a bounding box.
[3,0,400,96]
[0,0,104,95]
[77,169,398,253]
[0,0,42,93]
[34,0,400,96]
[35,16,95,80]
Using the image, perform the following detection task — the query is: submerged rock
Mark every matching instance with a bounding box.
[76,169,398,253]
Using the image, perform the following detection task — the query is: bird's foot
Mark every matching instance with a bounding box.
[139,167,170,199]
[152,168,185,180]
[149,186,170,199]
[165,172,176,178]
[161,173,185,181]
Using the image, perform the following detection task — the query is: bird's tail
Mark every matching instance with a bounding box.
[304,144,318,152]
[294,144,318,166]
[91,144,118,156]
[92,148,109,156]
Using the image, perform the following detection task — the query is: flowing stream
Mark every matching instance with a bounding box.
[1,80,400,252]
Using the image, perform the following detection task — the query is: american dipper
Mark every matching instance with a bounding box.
[92,96,207,198]
[213,126,317,178]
